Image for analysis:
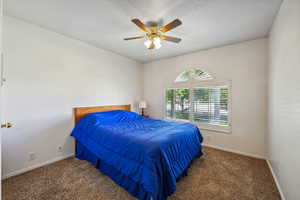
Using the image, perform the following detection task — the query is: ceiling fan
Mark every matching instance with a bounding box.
[124,18,182,50]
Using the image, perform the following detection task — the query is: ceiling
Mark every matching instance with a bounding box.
[5,0,282,62]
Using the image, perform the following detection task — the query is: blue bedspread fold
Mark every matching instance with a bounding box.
[71,110,203,200]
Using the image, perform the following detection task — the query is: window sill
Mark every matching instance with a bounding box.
[198,126,231,134]
[165,118,231,134]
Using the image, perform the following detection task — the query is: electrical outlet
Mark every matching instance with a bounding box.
[57,145,63,152]
[29,152,36,161]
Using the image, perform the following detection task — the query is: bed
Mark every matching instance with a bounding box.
[71,105,203,200]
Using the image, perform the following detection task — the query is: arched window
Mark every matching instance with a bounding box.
[175,68,213,83]
[166,68,231,133]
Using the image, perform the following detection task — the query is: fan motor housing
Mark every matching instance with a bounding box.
[147,24,161,40]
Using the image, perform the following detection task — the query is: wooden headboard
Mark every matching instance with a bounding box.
[74,104,131,124]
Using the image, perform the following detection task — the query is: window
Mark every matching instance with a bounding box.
[165,68,230,132]
[166,88,190,120]
[192,86,229,126]
[175,68,213,82]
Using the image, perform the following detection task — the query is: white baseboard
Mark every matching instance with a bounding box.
[1,146,285,200]
[203,143,266,159]
[203,144,285,200]
[266,160,286,200]
[2,153,74,180]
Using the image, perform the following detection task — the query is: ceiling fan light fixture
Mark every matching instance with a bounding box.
[144,39,152,49]
[144,37,161,49]
[153,37,161,49]
[125,18,182,49]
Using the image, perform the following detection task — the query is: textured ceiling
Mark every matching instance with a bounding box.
[5,0,282,62]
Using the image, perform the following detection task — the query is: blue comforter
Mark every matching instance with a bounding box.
[71,110,203,200]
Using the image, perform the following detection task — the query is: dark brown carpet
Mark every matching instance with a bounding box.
[2,147,281,200]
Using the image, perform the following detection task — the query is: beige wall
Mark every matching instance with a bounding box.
[2,16,143,178]
[5,4,300,199]
[268,0,300,199]
[143,39,269,158]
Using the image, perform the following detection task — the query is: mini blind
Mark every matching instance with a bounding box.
[192,87,229,126]
[166,86,229,126]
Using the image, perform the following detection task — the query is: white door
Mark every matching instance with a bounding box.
[0,0,3,195]
[0,1,6,196]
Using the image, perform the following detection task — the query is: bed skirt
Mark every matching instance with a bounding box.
[76,141,153,200]
[75,141,202,200]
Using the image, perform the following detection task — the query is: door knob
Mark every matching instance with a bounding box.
[1,122,12,128]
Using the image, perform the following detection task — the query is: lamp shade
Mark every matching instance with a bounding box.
[139,101,147,109]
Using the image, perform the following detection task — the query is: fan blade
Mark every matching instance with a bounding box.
[124,36,145,40]
[160,19,182,33]
[131,19,148,32]
[161,35,182,43]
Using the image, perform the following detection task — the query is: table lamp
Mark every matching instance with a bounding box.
[139,101,147,116]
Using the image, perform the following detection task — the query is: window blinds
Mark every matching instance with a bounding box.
[192,87,229,126]
[166,86,229,126]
